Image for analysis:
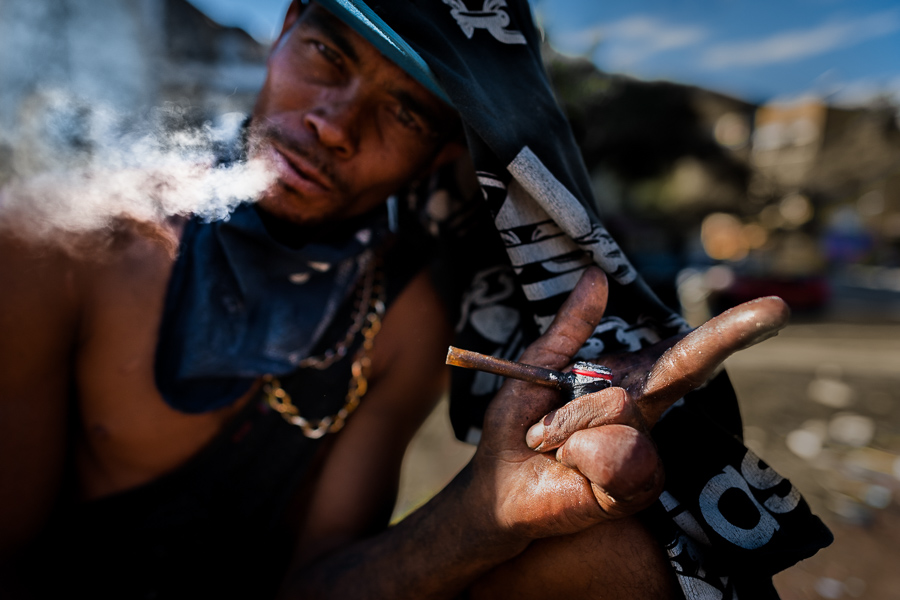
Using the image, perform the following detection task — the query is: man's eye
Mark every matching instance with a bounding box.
[312,41,343,66]
[394,106,425,134]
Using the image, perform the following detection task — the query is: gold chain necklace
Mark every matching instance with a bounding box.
[262,259,386,439]
[296,252,377,370]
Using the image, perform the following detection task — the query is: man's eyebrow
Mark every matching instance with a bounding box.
[304,9,360,64]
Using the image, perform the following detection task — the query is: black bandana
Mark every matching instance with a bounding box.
[155,202,389,412]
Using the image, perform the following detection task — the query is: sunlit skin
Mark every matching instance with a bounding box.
[249,3,462,227]
[0,1,794,598]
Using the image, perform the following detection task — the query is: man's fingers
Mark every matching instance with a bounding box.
[640,296,790,424]
[482,268,608,445]
[555,425,663,519]
[525,387,643,452]
[517,267,608,371]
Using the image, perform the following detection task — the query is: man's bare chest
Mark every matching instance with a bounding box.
[73,237,249,500]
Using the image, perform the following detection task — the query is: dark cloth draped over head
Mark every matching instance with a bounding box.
[313,1,832,597]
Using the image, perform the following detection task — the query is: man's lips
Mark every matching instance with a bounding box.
[267,144,333,193]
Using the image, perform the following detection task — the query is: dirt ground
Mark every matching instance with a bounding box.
[393,321,900,599]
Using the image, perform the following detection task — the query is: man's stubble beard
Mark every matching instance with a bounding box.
[247,120,354,204]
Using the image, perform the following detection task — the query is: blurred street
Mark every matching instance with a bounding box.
[730,324,900,599]
[394,285,900,599]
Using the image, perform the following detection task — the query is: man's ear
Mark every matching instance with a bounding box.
[425,140,468,174]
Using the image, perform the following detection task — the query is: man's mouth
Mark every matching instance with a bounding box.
[267,143,333,193]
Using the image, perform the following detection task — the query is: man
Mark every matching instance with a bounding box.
[0,1,829,598]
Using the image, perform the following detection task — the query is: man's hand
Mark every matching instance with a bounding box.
[525,291,789,448]
[468,266,790,543]
[467,267,656,541]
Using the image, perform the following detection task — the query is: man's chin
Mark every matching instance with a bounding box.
[256,192,333,227]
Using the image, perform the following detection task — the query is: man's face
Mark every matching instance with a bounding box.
[250,2,459,226]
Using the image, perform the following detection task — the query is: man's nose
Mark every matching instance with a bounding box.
[303,102,358,159]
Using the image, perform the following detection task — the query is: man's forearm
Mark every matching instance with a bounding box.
[277,465,528,600]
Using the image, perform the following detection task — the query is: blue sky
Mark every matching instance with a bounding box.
[187,0,900,105]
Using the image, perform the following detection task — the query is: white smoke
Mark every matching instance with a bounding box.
[0,88,274,245]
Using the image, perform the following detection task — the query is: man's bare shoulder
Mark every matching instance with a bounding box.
[2,218,179,279]
[0,220,183,383]
[369,268,453,418]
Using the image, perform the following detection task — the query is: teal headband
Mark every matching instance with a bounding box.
[301,0,451,105]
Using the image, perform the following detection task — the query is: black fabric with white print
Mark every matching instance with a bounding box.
[318,0,834,596]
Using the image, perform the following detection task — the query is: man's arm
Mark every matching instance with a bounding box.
[0,237,80,565]
[277,265,527,598]
[286,267,455,566]
[278,267,789,599]
[276,268,665,598]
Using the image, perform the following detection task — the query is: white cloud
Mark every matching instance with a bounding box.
[560,16,707,68]
[827,76,900,108]
[702,10,900,69]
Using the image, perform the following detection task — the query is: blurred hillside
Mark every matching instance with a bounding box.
[0,0,268,187]
[544,47,900,323]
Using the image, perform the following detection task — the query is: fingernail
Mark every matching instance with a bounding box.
[544,409,557,426]
[525,422,543,449]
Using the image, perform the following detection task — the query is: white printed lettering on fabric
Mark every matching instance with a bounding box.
[442,0,527,44]
[660,491,712,546]
[665,532,732,600]
[740,451,802,514]
[700,465,780,549]
[576,315,665,356]
[507,147,638,285]
[495,179,554,230]
[505,236,576,267]
[455,265,518,334]
[520,269,586,302]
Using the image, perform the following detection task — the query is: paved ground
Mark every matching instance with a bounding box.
[393,313,900,599]
[729,323,900,600]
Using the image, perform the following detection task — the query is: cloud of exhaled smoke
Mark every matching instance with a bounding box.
[0,88,274,250]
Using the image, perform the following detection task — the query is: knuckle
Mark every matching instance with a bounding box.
[544,407,573,444]
[557,330,588,354]
[601,387,629,422]
[548,400,592,440]
[577,387,631,426]
[546,388,635,445]
[554,441,568,465]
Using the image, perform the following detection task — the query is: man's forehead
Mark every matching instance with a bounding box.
[300,0,451,105]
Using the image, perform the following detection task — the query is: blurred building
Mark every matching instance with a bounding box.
[162,0,269,116]
[0,0,268,185]
[751,100,827,189]
[544,46,755,218]
[544,48,900,315]
[747,99,900,281]
[544,47,757,307]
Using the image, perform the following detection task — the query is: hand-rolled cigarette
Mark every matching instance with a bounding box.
[446,346,567,389]
[446,346,613,400]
